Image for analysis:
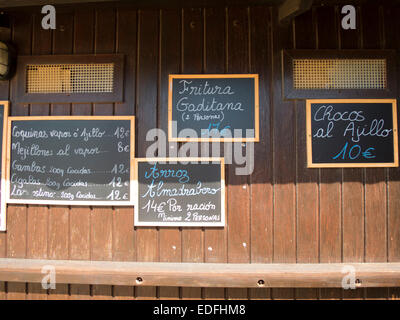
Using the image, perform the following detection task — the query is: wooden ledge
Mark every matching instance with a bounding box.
[0,258,400,288]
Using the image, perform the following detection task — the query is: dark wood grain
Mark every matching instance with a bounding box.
[317,5,343,301]
[135,9,159,300]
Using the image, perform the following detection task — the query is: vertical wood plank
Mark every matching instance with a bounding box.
[203,6,227,300]
[340,5,365,300]
[6,11,32,300]
[180,7,204,300]
[226,6,251,300]
[113,7,137,300]
[26,13,52,300]
[248,5,272,300]
[69,8,94,300]
[47,12,74,300]
[158,8,182,300]
[362,5,388,300]
[135,9,159,300]
[317,5,343,300]
[90,7,116,299]
[293,8,319,300]
[0,10,10,301]
[386,3,400,300]
[270,5,295,300]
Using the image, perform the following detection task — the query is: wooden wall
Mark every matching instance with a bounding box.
[0,1,399,299]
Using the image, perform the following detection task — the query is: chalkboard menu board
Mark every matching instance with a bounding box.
[168,74,259,142]
[307,99,398,168]
[6,116,135,205]
[134,158,225,227]
[0,102,8,231]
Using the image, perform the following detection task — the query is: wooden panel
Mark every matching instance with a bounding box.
[387,2,400,304]
[202,7,227,300]
[25,13,52,301]
[6,11,32,301]
[340,5,365,301]
[0,10,9,301]
[294,8,319,301]
[69,8,94,300]
[113,7,137,300]
[158,8,181,300]
[225,6,251,300]
[90,8,116,300]
[361,6,388,304]
[180,7,204,300]
[47,12,74,300]
[248,5,272,301]
[135,9,159,300]
[317,4,343,301]
[271,6,295,300]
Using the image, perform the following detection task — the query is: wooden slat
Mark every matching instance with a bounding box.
[293,8,319,301]
[25,13,52,301]
[361,5,388,301]
[180,7,204,300]
[90,8,116,300]
[6,11,32,300]
[226,6,251,300]
[202,6,227,301]
[158,8,181,300]
[387,6,400,299]
[135,9,159,300]
[69,8,94,300]
[47,12,74,300]
[0,10,10,301]
[271,5,295,300]
[340,5,365,300]
[113,7,137,300]
[317,5,343,300]
[1,259,400,288]
[247,5,273,301]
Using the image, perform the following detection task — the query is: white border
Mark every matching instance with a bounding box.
[134,157,225,227]
[6,116,136,206]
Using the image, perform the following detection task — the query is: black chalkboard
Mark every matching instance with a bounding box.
[168,75,259,142]
[7,116,135,205]
[0,102,8,231]
[307,100,398,167]
[134,158,225,227]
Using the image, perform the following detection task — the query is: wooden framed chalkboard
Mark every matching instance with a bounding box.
[168,74,259,142]
[6,116,135,205]
[0,102,8,231]
[307,99,398,168]
[134,158,225,227]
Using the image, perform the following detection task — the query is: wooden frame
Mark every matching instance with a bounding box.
[0,102,8,231]
[134,157,225,227]
[306,99,398,168]
[15,54,124,103]
[168,74,259,142]
[282,50,398,100]
[6,116,136,206]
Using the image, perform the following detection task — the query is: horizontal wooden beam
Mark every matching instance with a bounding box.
[0,258,400,288]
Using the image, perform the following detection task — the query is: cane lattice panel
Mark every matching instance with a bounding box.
[293,59,387,90]
[26,63,114,93]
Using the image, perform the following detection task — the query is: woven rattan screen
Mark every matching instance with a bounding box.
[293,59,387,90]
[282,50,396,99]
[26,63,114,93]
[16,54,124,103]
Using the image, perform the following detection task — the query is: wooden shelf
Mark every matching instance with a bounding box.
[0,258,400,288]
